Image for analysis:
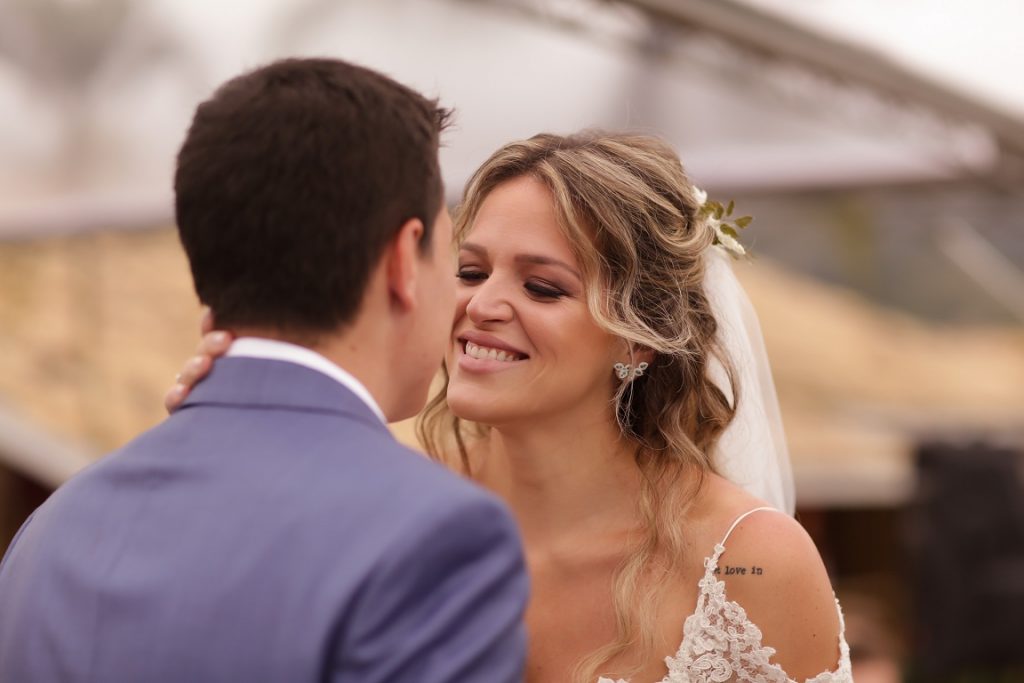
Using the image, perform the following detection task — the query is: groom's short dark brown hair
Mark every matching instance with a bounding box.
[174,57,451,336]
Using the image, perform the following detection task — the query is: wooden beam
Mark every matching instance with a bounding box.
[0,408,95,489]
[621,0,1024,156]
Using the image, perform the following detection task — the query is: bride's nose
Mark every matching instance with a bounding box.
[465,277,515,324]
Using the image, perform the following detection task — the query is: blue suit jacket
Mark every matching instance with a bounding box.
[0,358,529,682]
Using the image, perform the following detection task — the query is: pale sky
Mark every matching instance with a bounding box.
[1,0,1021,212]
[157,0,1024,116]
[743,0,1024,116]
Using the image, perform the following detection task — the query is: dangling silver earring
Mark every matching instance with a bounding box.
[614,361,648,381]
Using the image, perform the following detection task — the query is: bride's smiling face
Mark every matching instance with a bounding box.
[446,175,624,427]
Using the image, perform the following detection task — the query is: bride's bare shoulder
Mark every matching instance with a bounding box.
[685,472,771,539]
[696,475,844,679]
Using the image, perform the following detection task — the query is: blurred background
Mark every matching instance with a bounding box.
[1,0,1022,680]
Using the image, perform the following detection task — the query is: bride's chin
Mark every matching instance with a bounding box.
[446,402,491,424]
[446,393,506,425]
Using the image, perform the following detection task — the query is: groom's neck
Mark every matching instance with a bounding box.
[228,325,324,349]
[229,322,396,421]
[311,322,397,422]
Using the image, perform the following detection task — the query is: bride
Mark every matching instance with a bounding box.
[170,131,852,683]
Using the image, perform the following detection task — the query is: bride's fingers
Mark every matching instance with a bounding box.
[166,313,228,415]
[196,330,233,358]
[164,383,189,414]
[177,354,212,390]
[164,354,212,413]
[199,306,216,336]
[165,337,227,414]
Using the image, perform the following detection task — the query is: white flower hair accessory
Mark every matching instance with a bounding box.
[693,186,752,259]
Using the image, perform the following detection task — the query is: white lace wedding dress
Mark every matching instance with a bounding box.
[599,508,853,683]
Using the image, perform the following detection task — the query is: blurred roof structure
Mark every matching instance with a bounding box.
[1,229,1022,506]
[0,407,94,490]
[736,256,1024,506]
[623,0,1024,162]
[1,1,1022,506]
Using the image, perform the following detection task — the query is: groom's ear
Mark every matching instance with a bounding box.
[384,217,425,312]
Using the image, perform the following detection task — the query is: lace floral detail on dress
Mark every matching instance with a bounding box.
[597,535,854,683]
[673,542,849,683]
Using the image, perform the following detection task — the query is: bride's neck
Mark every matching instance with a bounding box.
[474,416,643,548]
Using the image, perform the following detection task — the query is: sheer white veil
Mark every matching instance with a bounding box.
[703,247,795,515]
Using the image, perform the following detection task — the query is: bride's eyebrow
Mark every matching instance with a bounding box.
[458,242,487,258]
[513,254,581,281]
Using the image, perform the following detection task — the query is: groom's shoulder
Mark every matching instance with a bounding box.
[283,425,522,576]
[236,412,511,533]
[68,404,515,548]
[326,424,502,518]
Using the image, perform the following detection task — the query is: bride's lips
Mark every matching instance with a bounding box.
[455,331,529,373]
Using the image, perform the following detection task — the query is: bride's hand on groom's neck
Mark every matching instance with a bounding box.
[164,307,233,413]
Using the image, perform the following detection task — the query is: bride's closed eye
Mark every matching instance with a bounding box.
[456,268,487,283]
[457,267,567,301]
[524,280,566,300]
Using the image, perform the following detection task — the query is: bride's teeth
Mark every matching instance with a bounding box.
[463,340,521,362]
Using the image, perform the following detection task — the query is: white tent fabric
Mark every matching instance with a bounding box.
[744,0,1024,118]
[1,0,1021,238]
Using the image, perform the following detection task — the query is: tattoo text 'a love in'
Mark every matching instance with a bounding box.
[713,565,764,576]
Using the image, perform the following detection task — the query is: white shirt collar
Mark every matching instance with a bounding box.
[225,337,386,424]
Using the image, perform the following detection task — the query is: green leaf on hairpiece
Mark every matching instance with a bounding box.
[735,216,753,228]
[726,200,735,215]
[721,226,739,240]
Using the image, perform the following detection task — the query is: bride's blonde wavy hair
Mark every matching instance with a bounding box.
[418,131,738,682]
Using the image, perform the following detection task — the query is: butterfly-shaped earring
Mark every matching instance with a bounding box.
[613,361,649,381]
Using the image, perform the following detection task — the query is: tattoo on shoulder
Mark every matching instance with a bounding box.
[713,564,764,576]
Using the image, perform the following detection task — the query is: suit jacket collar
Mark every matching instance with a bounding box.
[179,357,389,433]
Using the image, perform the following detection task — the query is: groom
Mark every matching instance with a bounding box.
[0,58,528,682]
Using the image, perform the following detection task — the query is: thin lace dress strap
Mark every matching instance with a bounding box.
[678,506,855,683]
[719,506,778,547]
[705,506,778,572]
